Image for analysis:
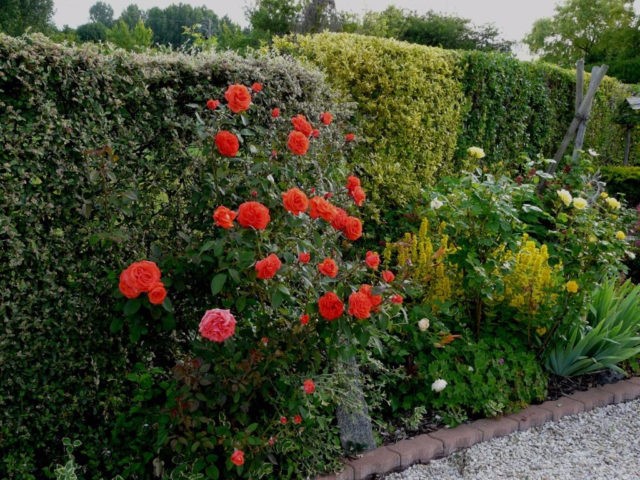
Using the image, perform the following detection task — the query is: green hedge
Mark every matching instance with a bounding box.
[275,33,638,210]
[600,166,640,207]
[0,33,349,478]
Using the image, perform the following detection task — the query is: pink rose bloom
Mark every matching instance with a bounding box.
[199,309,236,342]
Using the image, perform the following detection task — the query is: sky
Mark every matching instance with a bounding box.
[53,0,560,43]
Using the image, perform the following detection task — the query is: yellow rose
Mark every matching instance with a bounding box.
[557,189,573,207]
[616,231,626,240]
[566,280,579,293]
[467,146,486,159]
[572,197,587,210]
[605,197,621,210]
[600,192,608,199]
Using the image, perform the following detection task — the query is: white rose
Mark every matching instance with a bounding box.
[418,318,430,331]
[431,379,447,393]
[430,198,444,210]
[556,189,572,207]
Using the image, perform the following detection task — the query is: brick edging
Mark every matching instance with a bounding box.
[317,377,640,480]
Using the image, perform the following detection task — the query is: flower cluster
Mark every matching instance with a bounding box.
[119,260,167,305]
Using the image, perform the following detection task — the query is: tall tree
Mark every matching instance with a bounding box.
[146,4,220,47]
[107,19,152,50]
[524,0,636,67]
[0,0,54,35]
[119,4,145,30]
[89,1,115,27]
[247,0,301,41]
[297,0,341,34]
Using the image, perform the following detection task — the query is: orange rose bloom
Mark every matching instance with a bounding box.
[346,175,360,192]
[359,284,382,312]
[300,313,310,325]
[237,201,270,230]
[291,114,313,137]
[311,128,320,138]
[271,107,280,118]
[298,251,311,263]
[318,258,338,278]
[287,131,310,155]
[282,187,309,216]
[224,84,251,113]
[345,133,355,142]
[148,282,167,305]
[119,267,141,299]
[251,82,263,92]
[382,270,395,283]
[230,450,245,466]
[391,294,403,304]
[318,292,344,321]
[365,251,380,270]
[350,186,366,206]
[320,112,333,125]
[128,260,162,292]
[309,196,336,222]
[331,207,348,231]
[215,130,240,157]
[255,253,282,280]
[213,206,237,229]
[206,99,219,110]
[343,216,363,241]
[348,291,373,320]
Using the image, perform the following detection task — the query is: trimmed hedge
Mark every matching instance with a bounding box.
[274,33,465,208]
[275,33,638,210]
[600,166,640,208]
[0,33,350,478]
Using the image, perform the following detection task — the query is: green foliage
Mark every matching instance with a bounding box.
[545,279,640,376]
[146,4,223,47]
[76,22,108,42]
[0,33,348,479]
[89,1,115,28]
[600,166,640,207]
[0,0,54,36]
[106,19,153,51]
[248,0,301,41]
[274,32,465,209]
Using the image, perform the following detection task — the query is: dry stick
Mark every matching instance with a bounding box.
[575,59,584,114]
[573,65,600,160]
[543,64,608,181]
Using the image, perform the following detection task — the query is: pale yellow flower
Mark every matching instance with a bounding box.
[557,189,572,207]
[536,327,547,336]
[616,231,626,240]
[572,197,587,210]
[605,197,621,210]
[467,146,486,159]
[566,280,579,293]
[600,192,609,199]
[418,318,430,331]
[588,235,597,243]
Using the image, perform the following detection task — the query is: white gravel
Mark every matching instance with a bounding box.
[384,399,640,480]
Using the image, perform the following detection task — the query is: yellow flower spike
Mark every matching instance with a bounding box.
[565,280,579,293]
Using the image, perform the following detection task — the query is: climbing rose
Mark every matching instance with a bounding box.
[126,260,161,292]
[251,82,263,92]
[206,99,219,110]
[318,292,344,321]
[359,284,382,312]
[318,258,339,278]
[365,251,380,270]
[298,252,311,264]
[287,131,310,155]
[214,130,240,157]
[282,187,309,216]
[320,111,333,125]
[331,207,348,231]
[199,309,236,342]
[348,291,373,320]
[303,378,316,394]
[572,197,588,210]
[271,107,280,118]
[343,216,363,241]
[350,186,366,206]
[230,450,245,466]
[224,84,251,113]
[382,270,395,283]
[309,196,337,222]
[291,114,313,137]
[237,201,270,230]
[255,254,282,280]
[213,206,237,229]
[148,283,167,305]
[119,268,141,299]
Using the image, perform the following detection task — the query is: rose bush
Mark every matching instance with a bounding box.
[114,81,404,479]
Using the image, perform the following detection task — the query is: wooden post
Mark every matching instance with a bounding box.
[575,59,584,114]
[545,64,608,177]
[573,65,600,160]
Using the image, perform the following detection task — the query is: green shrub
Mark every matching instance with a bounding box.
[600,166,640,207]
[273,32,465,209]
[0,33,351,478]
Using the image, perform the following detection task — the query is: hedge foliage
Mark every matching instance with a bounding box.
[274,33,465,208]
[275,33,639,210]
[0,33,351,478]
[600,166,640,207]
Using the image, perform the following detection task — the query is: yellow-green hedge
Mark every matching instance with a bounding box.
[275,33,465,207]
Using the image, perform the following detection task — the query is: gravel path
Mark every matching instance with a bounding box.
[384,399,640,480]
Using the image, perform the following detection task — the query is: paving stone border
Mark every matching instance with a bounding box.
[317,377,640,480]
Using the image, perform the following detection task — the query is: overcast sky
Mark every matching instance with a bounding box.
[52,0,640,44]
